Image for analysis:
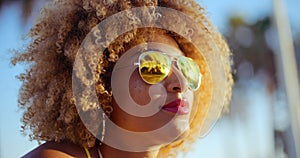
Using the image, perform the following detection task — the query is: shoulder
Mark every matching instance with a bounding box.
[22,149,73,158]
[21,141,86,158]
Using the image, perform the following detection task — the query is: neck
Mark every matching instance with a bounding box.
[101,119,167,153]
[99,144,159,158]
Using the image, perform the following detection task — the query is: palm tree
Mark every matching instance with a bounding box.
[0,0,36,20]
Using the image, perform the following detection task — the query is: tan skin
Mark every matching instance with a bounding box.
[22,33,194,158]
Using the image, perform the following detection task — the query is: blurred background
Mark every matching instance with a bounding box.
[0,0,299,157]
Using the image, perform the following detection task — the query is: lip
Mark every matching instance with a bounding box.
[162,99,189,115]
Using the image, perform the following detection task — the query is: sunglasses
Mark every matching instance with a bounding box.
[134,50,201,91]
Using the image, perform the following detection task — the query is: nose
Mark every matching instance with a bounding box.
[164,65,189,93]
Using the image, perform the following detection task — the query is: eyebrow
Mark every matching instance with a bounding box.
[145,47,184,56]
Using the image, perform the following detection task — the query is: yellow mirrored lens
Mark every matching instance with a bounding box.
[139,52,171,84]
[177,57,201,90]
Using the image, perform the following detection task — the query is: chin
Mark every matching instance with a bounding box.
[157,127,190,148]
[155,120,190,145]
[175,129,190,140]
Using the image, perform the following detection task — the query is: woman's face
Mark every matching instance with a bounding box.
[109,33,195,146]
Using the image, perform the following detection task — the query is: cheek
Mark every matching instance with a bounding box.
[186,91,194,107]
[129,69,151,105]
[187,91,196,122]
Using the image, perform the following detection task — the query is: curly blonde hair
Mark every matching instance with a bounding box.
[12,0,233,157]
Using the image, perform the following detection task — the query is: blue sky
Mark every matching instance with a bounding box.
[0,0,299,157]
[202,0,299,35]
[0,3,38,158]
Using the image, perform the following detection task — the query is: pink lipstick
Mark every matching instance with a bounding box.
[162,99,189,115]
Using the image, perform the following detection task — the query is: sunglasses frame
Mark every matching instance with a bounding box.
[134,50,201,91]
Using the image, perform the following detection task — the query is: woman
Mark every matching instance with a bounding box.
[14,0,233,157]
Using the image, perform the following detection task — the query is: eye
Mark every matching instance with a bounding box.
[138,51,171,84]
[177,56,201,91]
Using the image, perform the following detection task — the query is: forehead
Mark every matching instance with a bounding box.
[145,33,184,56]
[146,43,184,56]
